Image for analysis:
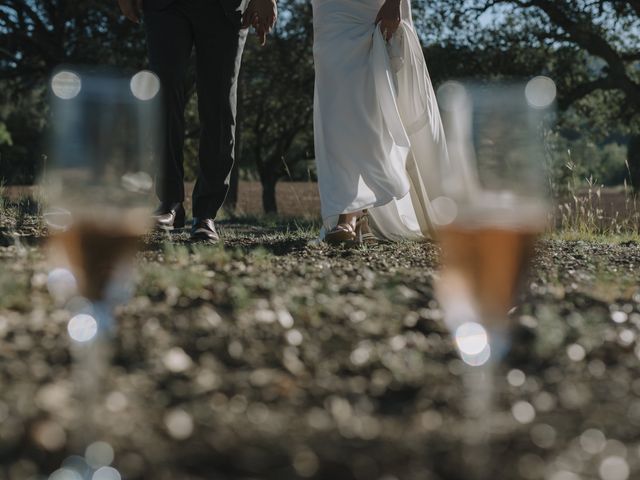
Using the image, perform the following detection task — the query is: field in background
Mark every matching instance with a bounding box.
[6,181,640,245]
[5,181,639,225]
[4,181,323,219]
[229,181,321,217]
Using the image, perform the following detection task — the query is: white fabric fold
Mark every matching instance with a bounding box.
[371,28,411,150]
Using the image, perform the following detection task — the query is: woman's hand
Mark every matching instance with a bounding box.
[375,0,401,41]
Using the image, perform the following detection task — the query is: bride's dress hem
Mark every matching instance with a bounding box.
[322,187,411,219]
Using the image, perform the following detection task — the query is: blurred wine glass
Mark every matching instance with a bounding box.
[40,68,160,467]
[44,68,160,305]
[433,78,556,478]
[435,77,555,364]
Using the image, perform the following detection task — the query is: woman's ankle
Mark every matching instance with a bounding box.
[338,210,366,228]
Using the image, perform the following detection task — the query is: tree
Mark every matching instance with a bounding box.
[239,0,315,213]
[0,0,145,84]
[0,0,147,184]
[3,0,637,194]
[420,0,640,186]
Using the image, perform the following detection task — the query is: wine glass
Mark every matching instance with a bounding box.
[433,77,556,478]
[44,69,160,302]
[41,67,161,477]
[434,76,555,364]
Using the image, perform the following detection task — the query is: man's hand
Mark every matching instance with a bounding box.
[242,0,277,46]
[118,0,144,23]
[375,0,401,41]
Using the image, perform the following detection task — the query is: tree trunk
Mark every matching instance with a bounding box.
[226,163,239,212]
[224,72,244,213]
[261,172,278,214]
[629,134,640,190]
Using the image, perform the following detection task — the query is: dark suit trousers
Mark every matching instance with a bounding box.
[144,0,247,218]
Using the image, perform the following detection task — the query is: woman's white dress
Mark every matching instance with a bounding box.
[313,0,449,240]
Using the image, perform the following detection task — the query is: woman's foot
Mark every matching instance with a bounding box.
[325,213,359,245]
[355,210,378,244]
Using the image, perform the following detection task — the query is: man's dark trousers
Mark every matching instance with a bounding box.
[144,0,247,218]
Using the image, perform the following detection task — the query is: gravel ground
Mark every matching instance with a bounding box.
[1,211,640,480]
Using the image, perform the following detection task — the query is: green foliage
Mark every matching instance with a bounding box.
[0,123,11,147]
[237,0,315,212]
[0,0,147,184]
[547,135,629,189]
[183,93,200,182]
[418,0,640,186]
[0,85,47,184]
[0,0,147,79]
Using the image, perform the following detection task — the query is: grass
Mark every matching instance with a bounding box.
[0,181,6,213]
[5,167,640,245]
[553,158,639,239]
[548,229,640,244]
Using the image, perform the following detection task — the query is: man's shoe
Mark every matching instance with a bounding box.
[153,202,186,231]
[190,218,220,243]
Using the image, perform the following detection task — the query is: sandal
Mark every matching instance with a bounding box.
[355,210,378,244]
[325,222,357,245]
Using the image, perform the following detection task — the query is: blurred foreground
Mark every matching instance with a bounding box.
[1,210,640,479]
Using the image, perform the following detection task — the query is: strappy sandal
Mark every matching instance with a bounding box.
[355,210,378,244]
[325,222,357,245]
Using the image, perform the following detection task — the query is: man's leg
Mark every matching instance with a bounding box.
[144,3,193,205]
[189,1,247,219]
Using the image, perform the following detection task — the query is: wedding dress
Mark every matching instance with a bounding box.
[312,0,449,241]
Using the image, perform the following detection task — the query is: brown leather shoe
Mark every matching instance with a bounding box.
[153,202,185,231]
[190,218,220,243]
